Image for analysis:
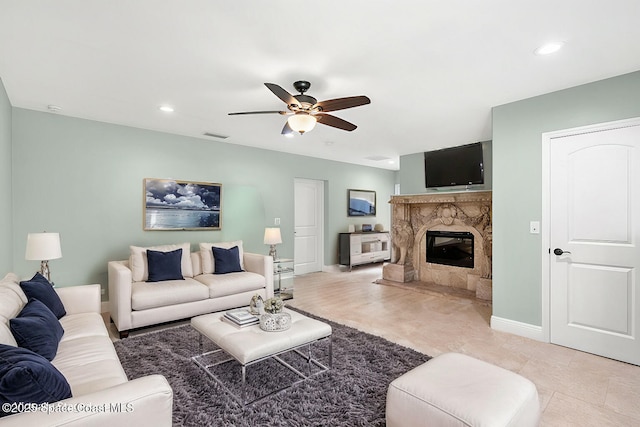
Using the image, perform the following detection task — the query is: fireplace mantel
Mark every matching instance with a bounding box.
[384,191,492,301]
[389,191,492,205]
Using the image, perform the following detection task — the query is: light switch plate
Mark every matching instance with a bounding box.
[530,221,540,234]
[274,218,280,225]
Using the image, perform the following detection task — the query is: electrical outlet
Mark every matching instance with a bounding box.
[530,221,540,234]
[274,218,280,225]
[101,288,105,295]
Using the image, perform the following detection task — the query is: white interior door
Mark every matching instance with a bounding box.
[294,178,324,275]
[549,121,640,365]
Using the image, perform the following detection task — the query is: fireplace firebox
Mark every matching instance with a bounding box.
[426,230,474,268]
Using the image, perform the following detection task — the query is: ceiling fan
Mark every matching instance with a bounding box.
[228,81,371,135]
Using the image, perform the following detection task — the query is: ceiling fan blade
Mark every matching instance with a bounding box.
[228,110,288,115]
[264,83,299,107]
[315,96,370,113]
[281,122,294,136]
[315,113,357,131]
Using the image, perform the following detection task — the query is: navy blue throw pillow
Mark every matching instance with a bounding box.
[146,248,184,282]
[0,344,72,417]
[19,273,66,319]
[212,246,243,274]
[10,298,65,361]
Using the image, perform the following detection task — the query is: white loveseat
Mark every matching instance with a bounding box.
[108,242,274,338]
[0,273,173,426]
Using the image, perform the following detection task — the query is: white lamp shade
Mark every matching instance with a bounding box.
[264,227,283,245]
[287,113,317,134]
[25,233,62,261]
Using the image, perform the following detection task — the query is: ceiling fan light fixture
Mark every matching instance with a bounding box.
[288,113,317,134]
[230,81,368,134]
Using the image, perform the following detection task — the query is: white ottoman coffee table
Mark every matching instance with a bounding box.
[191,308,332,405]
[386,353,540,427]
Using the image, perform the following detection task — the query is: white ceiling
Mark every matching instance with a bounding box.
[1,1,639,171]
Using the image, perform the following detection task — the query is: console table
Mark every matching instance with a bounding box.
[338,232,391,270]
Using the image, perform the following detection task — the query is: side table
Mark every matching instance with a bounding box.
[274,258,294,300]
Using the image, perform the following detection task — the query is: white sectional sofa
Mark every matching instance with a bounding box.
[108,241,274,338]
[0,273,173,426]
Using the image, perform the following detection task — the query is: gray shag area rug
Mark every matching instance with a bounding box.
[114,309,431,426]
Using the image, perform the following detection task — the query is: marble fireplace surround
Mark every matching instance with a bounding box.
[385,191,492,300]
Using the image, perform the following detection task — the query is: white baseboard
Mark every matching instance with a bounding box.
[491,315,546,342]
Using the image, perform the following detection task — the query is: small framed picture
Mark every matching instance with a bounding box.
[348,189,376,217]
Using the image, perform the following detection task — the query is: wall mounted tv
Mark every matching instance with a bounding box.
[424,142,484,188]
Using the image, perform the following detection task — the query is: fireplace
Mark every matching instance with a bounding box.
[384,191,492,301]
[426,230,474,268]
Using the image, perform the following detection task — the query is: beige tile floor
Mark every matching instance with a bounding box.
[286,265,640,427]
[107,264,640,426]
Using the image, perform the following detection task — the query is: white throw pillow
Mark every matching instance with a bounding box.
[1,273,20,286]
[129,243,193,282]
[199,241,244,274]
[0,286,26,347]
[0,274,27,305]
[0,287,26,323]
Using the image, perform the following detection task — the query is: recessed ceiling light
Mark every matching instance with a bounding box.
[159,105,174,113]
[388,160,395,165]
[534,42,564,56]
[365,155,391,161]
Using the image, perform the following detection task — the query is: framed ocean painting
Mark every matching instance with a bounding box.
[144,178,222,230]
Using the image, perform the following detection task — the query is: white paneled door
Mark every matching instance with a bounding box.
[294,178,324,275]
[549,121,640,365]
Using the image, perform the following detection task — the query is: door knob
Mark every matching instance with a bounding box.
[553,248,571,256]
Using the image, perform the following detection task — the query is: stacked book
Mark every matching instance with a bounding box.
[222,308,259,328]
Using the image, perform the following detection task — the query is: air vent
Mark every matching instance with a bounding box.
[203,132,229,139]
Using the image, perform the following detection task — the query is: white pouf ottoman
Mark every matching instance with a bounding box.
[386,353,540,427]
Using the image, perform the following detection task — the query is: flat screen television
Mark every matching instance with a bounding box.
[424,142,484,188]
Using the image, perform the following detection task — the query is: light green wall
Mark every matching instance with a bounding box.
[492,70,640,326]
[399,140,492,194]
[10,108,395,297]
[0,79,11,273]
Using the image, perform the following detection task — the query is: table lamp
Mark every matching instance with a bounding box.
[264,227,282,260]
[25,232,62,284]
